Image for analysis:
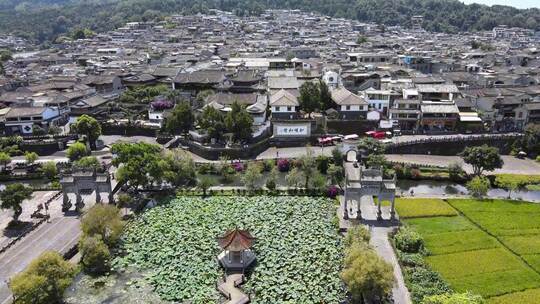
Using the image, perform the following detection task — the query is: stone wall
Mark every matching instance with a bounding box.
[385,134,521,155]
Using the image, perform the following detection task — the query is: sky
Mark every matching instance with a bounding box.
[461,0,540,9]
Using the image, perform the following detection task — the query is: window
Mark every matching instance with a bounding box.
[345,105,350,111]
[518,112,523,118]
[287,106,292,112]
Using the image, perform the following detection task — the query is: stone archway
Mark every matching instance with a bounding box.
[60,170,113,212]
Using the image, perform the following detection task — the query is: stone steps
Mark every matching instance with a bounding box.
[217,273,250,304]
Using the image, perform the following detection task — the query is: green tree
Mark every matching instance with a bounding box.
[266,167,279,191]
[165,102,194,134]
[318,80,334,110]
[358,137,385,156]
[495,175,521,199]
[327,164,344,186]
[161,149,197,187]
[422,292,485,304]
[197,175,215,197]
[111,142,162,191]
[81,204,125,247]
[341,243,394,302]
[466,176,490,198]
[331,147,343,166]
[298,81,321,117]
[0,49,12,62]
[356,35,368,44]
[298,147,317,188]
[0,152,12,170]
[24,151,38,165]
[0,183,33,223]
[242,163,262,191]
[460,145,503,176]
[71,115,101,149]
[198,106,225,142]
[520,124,540,156]
[344,225,370,247]
[66,142,89,162]
[286,167,303,188]
[224,101,253,143]
[47,125,62,136]
[366,154,388,169]
[42,161,58,181]
[448,161,465,181]
[10,251,76,304]
[73,156,100,170]
[79,235,111,275]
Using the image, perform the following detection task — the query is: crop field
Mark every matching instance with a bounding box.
[488,288,540,304]
[394,198,457,218]
[113,196,345,304]
[448,199,540,273]
[399,198,540,300]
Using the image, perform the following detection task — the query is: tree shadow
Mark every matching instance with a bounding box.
[3,220,33,238]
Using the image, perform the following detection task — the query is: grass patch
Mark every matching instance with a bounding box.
[525,184,540,191]
[425,248,527,280]
[395,198,457,219]
[500,235,540,255]
[423,230,499,255]
[405,216,475,235]
[450,268,540,298]
[493,174,540,187]
[523,254,540,272]
[488,288,540,304]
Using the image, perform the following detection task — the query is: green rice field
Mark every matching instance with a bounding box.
[399,198,540,303]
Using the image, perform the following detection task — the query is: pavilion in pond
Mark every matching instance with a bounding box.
[217,228,256,272]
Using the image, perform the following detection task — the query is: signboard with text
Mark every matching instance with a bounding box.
[274,123,311,137]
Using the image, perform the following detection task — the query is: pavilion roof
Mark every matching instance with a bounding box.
[217,228,255,251]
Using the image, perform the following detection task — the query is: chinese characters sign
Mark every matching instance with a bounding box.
[275,124,310,137]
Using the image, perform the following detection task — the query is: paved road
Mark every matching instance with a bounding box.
[387,154,540,175]
[0,215,81,304]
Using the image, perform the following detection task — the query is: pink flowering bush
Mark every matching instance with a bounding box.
[277,158,290,172]
[327,185,339,198]
[232,162,245,172]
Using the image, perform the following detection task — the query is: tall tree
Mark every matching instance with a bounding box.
[198,106,226,142]
[81,204,125,247]
[165,102,194,135]
[466,176,490,198]
[10,251,76,304]
[71,114,102,149]
[0,183,33,223]
[298,81,321,117]
[111,142,162,191]
[341,243,394,302]
[460,145,503,176]
[225,101,253,143]
[318,80,334,110]
[0,152,12,170]
[24,151,38,166]
[66,142,89,162]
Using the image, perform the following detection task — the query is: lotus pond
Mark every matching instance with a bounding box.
[112,196,345,303]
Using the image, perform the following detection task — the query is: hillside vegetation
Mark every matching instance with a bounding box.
[0,0,539,42]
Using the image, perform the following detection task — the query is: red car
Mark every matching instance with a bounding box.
[365,131,386,139]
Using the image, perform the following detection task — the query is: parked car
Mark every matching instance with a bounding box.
[365,131,386,139]
[344,134,359,140]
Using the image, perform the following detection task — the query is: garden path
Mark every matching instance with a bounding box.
[217,273,250,304]
[338,195,411,304]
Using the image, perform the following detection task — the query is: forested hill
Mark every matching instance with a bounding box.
[0,0,539,43]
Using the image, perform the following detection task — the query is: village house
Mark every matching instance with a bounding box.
[330,87,368,120]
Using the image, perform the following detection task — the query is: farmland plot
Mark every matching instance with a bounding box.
[399,198,540,300]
